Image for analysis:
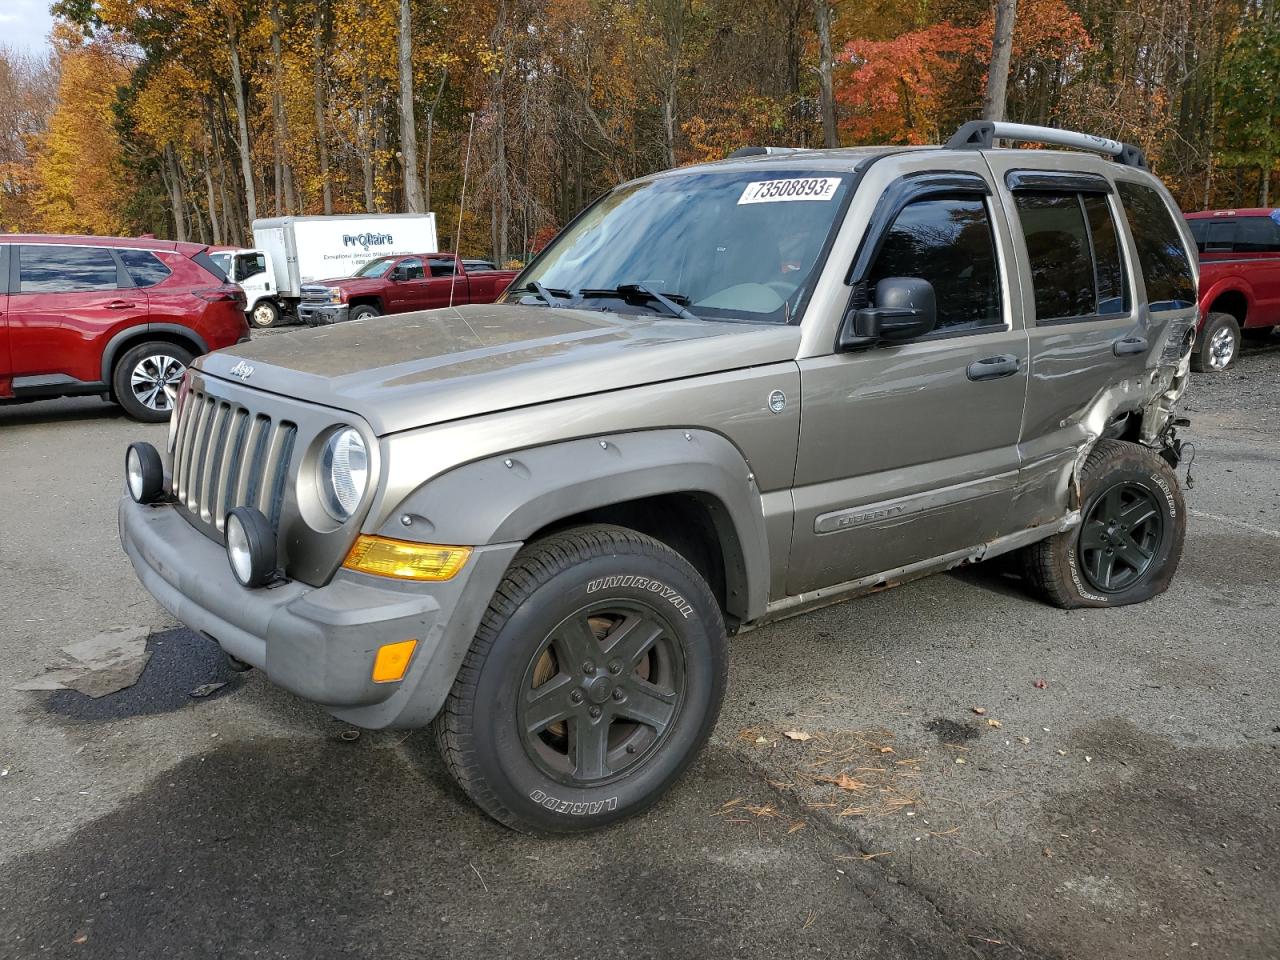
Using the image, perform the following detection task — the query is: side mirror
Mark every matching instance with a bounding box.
[839,277,937,350]
[389,265,408,281]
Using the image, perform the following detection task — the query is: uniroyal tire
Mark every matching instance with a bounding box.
[433,525,727,834]
[1023,440,1186,609]
[1190,312,1241,373]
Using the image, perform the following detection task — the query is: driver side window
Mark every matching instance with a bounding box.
[866,196,1002,333]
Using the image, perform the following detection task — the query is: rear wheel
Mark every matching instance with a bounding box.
[248,299,280,329]
[1022,440,1185,608]
[1191,312,1240,372]
[434,525,727,834]
[112,341,193,423]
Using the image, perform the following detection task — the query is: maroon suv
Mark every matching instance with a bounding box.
[0,235,249,421]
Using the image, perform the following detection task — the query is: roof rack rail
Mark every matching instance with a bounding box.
[945,120,1148,170]
[727,146,808,159]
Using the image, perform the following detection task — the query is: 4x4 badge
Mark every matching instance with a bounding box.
[229,360,255,380]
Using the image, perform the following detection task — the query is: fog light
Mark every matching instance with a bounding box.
[342,536,470,581]
[225,506,277,588]
[372,639,418,683]
[126,442,165,503]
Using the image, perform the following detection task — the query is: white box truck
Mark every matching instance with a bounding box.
[224,213,439,328]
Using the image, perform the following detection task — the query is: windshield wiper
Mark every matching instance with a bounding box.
[577,282,700,321]
[521,281,570,308]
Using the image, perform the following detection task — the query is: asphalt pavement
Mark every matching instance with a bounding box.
[1,334,1277,960]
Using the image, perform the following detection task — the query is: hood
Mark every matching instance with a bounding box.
[306,276,380,288]
[198,303,801,435]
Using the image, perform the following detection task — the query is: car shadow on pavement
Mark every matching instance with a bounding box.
[0,736,997,960]
[0,397,128,429]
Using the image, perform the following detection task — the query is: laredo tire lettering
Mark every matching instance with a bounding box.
[528,789,619,815]
[586,575,695,619]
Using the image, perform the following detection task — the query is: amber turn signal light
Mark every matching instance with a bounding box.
[372,639,418,683]
[342,536,471,581]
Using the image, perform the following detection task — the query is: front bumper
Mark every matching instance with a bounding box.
[119,495,520,728]
[297,302,349,325]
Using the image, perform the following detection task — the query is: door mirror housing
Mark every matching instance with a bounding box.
[839,277,938,350]
[389,266,407,281]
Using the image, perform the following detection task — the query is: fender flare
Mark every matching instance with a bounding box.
[100,324,210,383]
[1198,278,1253,325]
[377,429,772,621]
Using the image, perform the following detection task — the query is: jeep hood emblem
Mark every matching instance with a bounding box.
[229,360,255,380]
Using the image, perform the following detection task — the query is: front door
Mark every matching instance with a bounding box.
[385,256,432,313]
[788,164,1030,595]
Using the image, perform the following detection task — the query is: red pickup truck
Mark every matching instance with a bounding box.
[1185,209,1280,371]
[296,254,518,325]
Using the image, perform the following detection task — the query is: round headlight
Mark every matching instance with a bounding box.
[319,428,368,521]
[125,441,165,504]
[225,506,276,588]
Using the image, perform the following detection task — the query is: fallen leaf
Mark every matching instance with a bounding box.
[1033,679,1048,689]
[1042,846,1053,858]
[954,757,966,764]
[755,736,769,744]
[783,730,812,742]
[986,718,1002,728]
[1016,736,1031,745]
[972,707,986,715]
[877,746,895,754]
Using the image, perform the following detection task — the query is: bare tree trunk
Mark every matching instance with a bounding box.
[203,145,222,245]
[983,0,1018,122]
[398,0,426,212]
[360,78,376,212]
[490,0,510,261]
[226,23,258,225]
[424,69,447,212]
[268,0,298,214]
[814,0,837,148]
[313,0,334,215]
[164,143,187,242]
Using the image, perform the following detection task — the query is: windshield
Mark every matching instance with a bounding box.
[354,257,395,278]
[208,252,232,277]
[511,170,853,324]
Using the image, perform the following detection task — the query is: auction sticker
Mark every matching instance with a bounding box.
[738,177,842,204]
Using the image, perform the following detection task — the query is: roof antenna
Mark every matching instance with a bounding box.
[449,112,476,309]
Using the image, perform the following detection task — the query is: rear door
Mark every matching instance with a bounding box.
[0,244,10,396]
[425,256,464,308]
[1234,215,1280,322]
[788,156,1030,593]
[7,243,148,387]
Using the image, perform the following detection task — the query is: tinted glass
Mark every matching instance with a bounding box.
[1116,181,1196,311]
[1235,216,1280,253]
[19,245,120,293]
[428,257,456,277]
[399,257,425,280]
[1015,193,1095,320]
[1082,194,1129,315]
[866,196,1001,332]
[1194,219,1236,252]
[118,249,173,287]
[520,170,854,324]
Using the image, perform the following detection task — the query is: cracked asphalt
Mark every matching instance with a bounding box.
[1,334,1277,960]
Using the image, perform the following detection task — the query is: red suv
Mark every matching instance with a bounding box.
[1185,209,1280,371]
[0,236,249,421]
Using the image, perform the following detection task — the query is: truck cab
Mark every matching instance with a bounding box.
[209,248,280,328]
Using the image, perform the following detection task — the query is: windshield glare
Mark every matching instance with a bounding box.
[355,257,395,278]
[514,171,852,324]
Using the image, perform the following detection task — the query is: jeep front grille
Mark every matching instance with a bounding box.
[169,388,297,533]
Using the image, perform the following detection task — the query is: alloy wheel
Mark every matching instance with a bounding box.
[1208,326,1236,369]
[129,354,186,412]
[1078,482,1165,593]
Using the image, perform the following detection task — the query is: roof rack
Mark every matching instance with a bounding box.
[726,146,809,159]
[945,120,1148,170]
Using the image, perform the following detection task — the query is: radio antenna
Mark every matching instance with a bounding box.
[449,112,476,309]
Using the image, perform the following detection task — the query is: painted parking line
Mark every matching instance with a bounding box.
[1189,509,1280,539]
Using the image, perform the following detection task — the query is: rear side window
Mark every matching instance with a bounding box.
[1235,216,1280,253]
[866,196,1002,333]
[1115,181,1196,312]
[1188,219,1236,253]
[118,249,173,287]
[428,257,456,277]
[1014,191,1130,322]
[19,245,120,293]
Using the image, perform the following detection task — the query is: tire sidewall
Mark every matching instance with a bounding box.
[1059,452,1186,607]
[1194,312,1240,373]
[466,550,725,832]
[112,342,193,423]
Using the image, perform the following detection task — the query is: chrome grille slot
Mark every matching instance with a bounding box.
[168,387,298,538]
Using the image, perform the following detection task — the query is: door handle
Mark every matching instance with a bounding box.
[106,300,136,310]
[966,354,1020,381]
[1113,336,1148,356]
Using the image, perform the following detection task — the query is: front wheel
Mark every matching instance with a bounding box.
[434,525,727,834]
[1191,312,1241,372]
[348,304,381,322]
[248,299,281,329]
[1022,440,1186,608]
